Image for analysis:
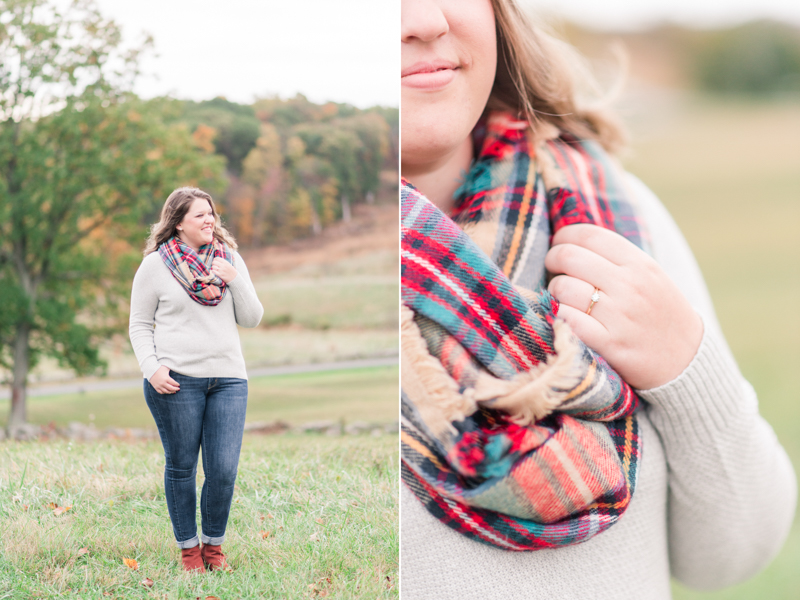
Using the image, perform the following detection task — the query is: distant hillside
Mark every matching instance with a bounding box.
[240,202,398,277]
[552,19,800,94]
[173,95,399,248]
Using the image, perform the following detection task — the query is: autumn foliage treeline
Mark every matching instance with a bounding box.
[179,96,399,247]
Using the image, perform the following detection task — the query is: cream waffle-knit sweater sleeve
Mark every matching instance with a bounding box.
[399,176,796,600]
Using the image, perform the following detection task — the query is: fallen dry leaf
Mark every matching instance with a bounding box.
[53,505,72,516]
[77,547,90,556]
[315,517,325,524]
[22,505,29,511]
[309,532,319,542]
[123,557,138,570]
[206,596,221,600]
[141,578,154,588]
[12,494,22,503]
[267,513,274,519]
[47,502,58,509]
[259,530,271,539]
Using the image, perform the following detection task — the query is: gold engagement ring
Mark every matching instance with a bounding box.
[586,288,601,316]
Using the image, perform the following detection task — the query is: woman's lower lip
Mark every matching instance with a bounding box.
[402,69,456,90]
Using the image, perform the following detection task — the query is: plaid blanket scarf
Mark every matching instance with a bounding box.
[158,237,232,306]
[401,112,647,551]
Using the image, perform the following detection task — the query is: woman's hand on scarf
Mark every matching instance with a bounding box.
[211,257,238,283]
[150,366,180,394]
[544,223,703,390]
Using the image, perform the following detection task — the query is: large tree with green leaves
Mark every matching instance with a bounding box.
[0,0,225,427]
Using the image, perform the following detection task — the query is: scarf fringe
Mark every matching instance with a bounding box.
[473,319,583,425]
[401,305,477,438]
[402,304,585,437]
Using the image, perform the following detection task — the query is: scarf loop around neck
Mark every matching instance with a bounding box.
[401,113,647,551]
[158,237,232,306]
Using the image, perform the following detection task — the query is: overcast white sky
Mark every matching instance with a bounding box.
[93,0,799,107]
[94,0,398,108]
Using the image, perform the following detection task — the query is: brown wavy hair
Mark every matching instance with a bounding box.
[143,187,238,255]
[488,0,625,153]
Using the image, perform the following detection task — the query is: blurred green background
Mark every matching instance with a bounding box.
[625,97,799,600]
[555,17,800,600]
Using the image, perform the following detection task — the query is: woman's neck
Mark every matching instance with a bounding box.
[177,232,201,253]
[402,136,473,215]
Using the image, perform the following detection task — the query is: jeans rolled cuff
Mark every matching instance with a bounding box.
[176,535,200,549]
[201,532,225,546]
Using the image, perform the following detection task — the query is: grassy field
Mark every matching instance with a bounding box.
[20,366,399,430]
[0,435,398,599]
[622,96,800,599]
[239,242,399,369]
[0,203,399,598]
[253,243,398,332]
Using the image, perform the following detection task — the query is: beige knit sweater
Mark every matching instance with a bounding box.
[129,250,264,381]
[399,176,797,599]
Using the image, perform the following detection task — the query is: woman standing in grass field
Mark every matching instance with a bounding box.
[129,187,263,572]
[399,0,796,597]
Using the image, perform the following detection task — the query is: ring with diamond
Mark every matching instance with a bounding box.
[586,288,601,316]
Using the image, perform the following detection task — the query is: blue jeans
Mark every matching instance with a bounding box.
[144,371,247,549]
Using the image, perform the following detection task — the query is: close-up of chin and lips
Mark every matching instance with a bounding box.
[399,0,798,598]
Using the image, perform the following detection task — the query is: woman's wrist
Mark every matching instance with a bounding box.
[639,321,754,447]
[637,314,712,394]
[142,359,163,382]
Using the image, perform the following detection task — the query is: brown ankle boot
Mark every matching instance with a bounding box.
[180,545,205,572]
[201,544,231,571]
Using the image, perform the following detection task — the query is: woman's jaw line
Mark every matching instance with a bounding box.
[178,229,214,253]
[401,135,474,213]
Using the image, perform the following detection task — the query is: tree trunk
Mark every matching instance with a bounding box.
[9,321,31,427]
[341,194,351,223]
[310,202,322,235]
